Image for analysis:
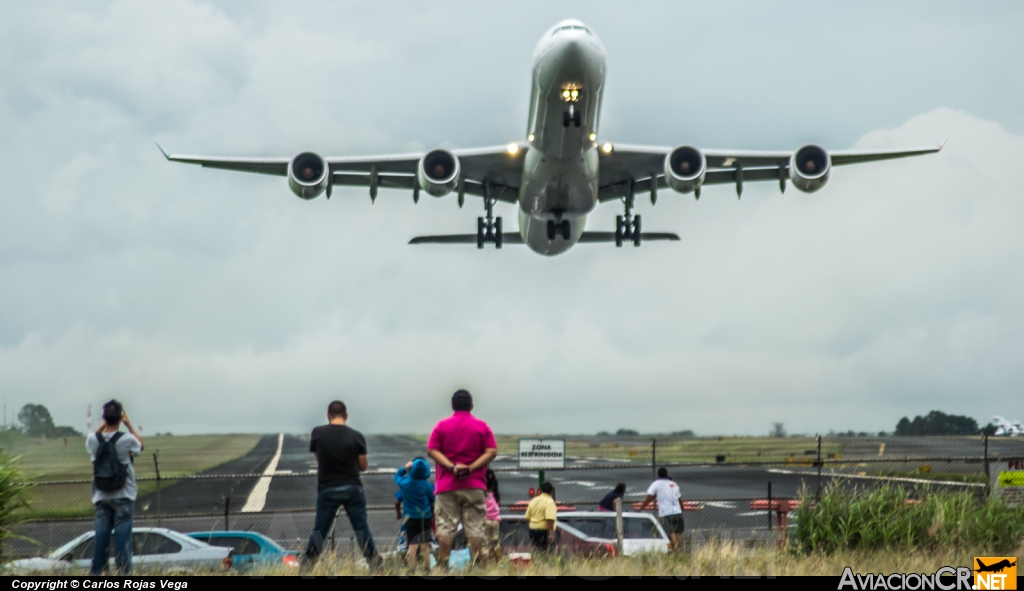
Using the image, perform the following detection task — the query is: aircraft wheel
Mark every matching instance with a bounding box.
[573,110,582,127]
[477,217,485,249]
[615,216,624,247]
[563,110,571,128]
[633,215,642,247]
[547,220,557,240]
[560,220,571,240]
[495,217,503,249]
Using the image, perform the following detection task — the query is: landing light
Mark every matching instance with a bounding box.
[601,143,613,154]
[589,133,596,141]
[528,134,535,142]
[507,143,519,155]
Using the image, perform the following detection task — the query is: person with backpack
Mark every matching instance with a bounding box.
[86,400,143,575]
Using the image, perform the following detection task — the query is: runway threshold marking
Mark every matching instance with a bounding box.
[241,433,284,513]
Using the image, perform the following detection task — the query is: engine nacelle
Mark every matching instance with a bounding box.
[288,152,329,200]
[789,145,830,193]
[417,149,461,197]
[664,146,706,194]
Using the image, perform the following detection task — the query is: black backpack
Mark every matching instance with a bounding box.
[92,430,129,492]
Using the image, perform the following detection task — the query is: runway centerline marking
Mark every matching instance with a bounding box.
[241,433,283,513]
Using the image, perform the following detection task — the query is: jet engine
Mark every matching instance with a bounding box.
[789,145,830,193]
[664,146,706,194]
[288,152,329,200]
[417,149,461,197]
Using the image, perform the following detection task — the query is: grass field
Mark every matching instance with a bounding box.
[0,433,261,518]
[14,545,1011,577]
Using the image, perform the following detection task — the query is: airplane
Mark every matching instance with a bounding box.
[991,416,1024,437]
[976,558,1016,573]
[161,19,943,257]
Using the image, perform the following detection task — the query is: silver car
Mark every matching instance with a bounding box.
[556,511,671,555]
[11,527,233,573]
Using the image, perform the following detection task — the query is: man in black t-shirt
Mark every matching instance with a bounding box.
[302,400,379,567]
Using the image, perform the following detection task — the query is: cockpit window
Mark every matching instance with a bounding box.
[552,25,591,35]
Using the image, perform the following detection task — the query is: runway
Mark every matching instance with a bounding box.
[13,433,1020,556]
[135,433,1003,541]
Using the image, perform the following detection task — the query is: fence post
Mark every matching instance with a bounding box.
[767,481,772,532]
[815,434,822,501]
[224,496,230,531]
[983,433,990,497]
[153,450,162,528]
[614,497,624,557]
[652,439,657,480]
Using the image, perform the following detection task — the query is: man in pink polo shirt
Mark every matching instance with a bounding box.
[427,390,497,566]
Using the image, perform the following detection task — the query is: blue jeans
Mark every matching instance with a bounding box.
[305,484,378,563]
[92,498,134,575]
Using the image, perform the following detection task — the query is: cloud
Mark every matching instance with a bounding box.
[1,2,1022,436]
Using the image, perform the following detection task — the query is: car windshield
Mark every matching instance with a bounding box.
[558,516,662,540]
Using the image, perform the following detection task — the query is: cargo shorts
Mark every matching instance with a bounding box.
[435,488,487,539]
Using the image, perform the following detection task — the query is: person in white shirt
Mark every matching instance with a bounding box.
[640,467,684,551]
[86,400,143,574]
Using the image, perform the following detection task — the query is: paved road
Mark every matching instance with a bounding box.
[13,434,1021,557]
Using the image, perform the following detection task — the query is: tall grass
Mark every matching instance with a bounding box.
[0,453,35,555]
[792,483,1024,554]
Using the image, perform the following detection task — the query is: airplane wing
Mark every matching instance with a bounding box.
[597,143,943,202]
[158,143,526,204]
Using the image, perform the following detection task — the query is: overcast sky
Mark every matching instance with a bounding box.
[1,1,1023,436]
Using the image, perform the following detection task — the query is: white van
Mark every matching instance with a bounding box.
[557,511,671,555]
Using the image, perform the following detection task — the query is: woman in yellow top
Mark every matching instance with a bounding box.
[524,482,557,552]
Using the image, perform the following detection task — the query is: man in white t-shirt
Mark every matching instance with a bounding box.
[86,400,143,575]
[640,467,684,550]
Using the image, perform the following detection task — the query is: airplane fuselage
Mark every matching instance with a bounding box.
[518,20,607,255]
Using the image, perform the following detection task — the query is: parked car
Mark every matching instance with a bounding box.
[11,527,233,573]
[452,515,616,559]
[556,511,671,555]
[187,531,299,570]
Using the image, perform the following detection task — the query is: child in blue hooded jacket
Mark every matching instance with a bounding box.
[394,457,435,568]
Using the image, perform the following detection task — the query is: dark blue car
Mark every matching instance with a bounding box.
[187,531,299,570]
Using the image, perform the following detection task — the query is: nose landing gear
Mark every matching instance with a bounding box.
[546,218,571,241]
[615,180,642,247]
[562,104,583,128]
[476,185,503,249]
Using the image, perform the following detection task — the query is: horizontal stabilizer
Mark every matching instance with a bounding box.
[409,232,679,245]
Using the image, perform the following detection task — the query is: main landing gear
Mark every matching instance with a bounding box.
[562,104,582,128]
[615,180,642,247]
[476,185,502,249]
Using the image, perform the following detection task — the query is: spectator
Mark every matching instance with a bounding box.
[87,400,143,575]
[525,482,557,552]
[598,482,627,512]
[427,389,497,567]
[303,401,379,570]
[640,467,684,550]
[484,469,501,557]
[394,457,435,570]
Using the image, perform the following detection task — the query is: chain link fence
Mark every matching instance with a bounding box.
[7,434,1023,559]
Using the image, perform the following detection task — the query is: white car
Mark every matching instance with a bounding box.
[11,527,233,573]
[557,511,671,555]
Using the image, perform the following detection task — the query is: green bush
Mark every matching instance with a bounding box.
[0,453,33,557]
[792,483,1024,554]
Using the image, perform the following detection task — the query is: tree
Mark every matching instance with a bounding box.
[615,428,639,436]
[17,404,81,438]
[17,404,55,437]
[894,411,980,436]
